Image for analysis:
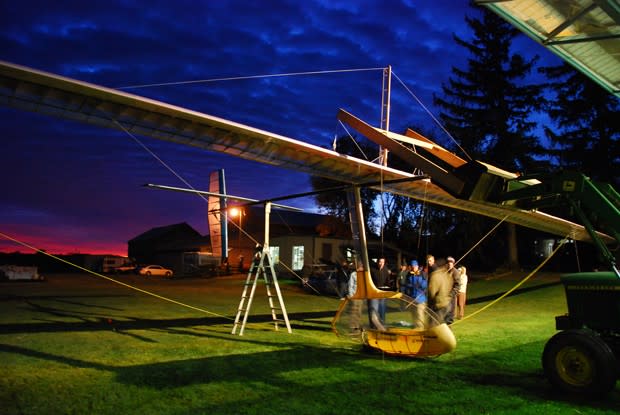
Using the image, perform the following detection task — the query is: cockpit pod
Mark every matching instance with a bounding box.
[331,270,456,358]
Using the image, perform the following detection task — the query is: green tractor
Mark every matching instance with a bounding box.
[500,171,620,397]
[544,272,620,396]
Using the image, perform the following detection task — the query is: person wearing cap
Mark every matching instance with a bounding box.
[445,256,461,324]
[407,260,428,327]
[456,265,468,319]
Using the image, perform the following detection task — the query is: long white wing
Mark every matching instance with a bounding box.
[0,60,605,242]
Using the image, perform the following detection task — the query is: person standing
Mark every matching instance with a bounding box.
[336,260,351,299]
[396,262,409,311]
[397,263,409,295]
[408,260,428,328]
[369,257,391,327]
[425,254,437,276]
[456,266,468,319]
[445,256,461,325]
[427,258,452,324]
[347,264,358,298]
[347,264,363,334]
[372,257,391,290]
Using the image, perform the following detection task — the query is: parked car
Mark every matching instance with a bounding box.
[301,266,346,297]
[302,272,339,296]
[138,265,173,278]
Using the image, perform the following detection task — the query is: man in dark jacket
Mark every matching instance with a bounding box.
[445,256,461,324]
[368,257,391,327]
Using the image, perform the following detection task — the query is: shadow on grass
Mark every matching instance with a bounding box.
[0,293,337,336]
[0,293,132,303]
[1,339,617,413]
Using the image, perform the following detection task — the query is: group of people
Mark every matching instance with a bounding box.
[338,254,468,328]
[363,255,469,327]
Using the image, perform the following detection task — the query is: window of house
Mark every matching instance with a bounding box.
[292,245,304,271]
[269,246,280,264]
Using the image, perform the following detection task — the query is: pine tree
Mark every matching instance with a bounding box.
[541,63,620,187]
[433,6,547,269]
[435,9,545,169]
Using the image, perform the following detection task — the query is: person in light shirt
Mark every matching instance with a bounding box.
[456,266,468,320]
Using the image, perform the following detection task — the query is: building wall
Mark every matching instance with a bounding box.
[271,235,353,276]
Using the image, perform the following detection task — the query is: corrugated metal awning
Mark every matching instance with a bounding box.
[478,0,620,98]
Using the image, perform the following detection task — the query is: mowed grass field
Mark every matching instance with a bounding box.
[1,271,618,414]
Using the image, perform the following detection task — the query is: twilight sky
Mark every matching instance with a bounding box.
[0,1,562,256]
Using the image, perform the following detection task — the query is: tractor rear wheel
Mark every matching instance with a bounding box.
[542,329,617,397]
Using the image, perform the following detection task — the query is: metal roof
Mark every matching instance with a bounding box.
[478,0,620,98]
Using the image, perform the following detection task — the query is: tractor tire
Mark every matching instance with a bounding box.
[542,329,617,397]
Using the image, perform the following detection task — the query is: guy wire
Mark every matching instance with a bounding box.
[0,230,230,319]
[455,215,511,266]
[453,234,570,325]
[392,71,472,162]
[117,67,385,90]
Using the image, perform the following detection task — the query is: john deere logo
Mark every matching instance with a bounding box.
[562,181,576,192]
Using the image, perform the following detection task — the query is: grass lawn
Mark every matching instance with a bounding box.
[1,271,618,414]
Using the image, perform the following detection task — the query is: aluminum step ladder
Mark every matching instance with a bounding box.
[231,201,292,336]
[231,247,292,335]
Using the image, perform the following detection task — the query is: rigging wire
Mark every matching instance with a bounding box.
[455,215,511,266]
[573,238,582,272]
[453,234,571,325]
[111,119,210,205]
[116,67,385,90]
[111,117,261,254]
[416,177,430,254]
[337,120,370,160]
[0,230,230,319]
[392,70,472,162]
[112,117,277,277]
[379,165,385,257]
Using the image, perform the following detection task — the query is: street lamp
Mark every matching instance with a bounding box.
[229,206,245,271]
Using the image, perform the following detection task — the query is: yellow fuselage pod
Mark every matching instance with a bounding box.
[331,270,457,358]
[363,323,457,358]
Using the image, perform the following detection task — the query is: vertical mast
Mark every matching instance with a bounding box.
[379,65,392,166]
